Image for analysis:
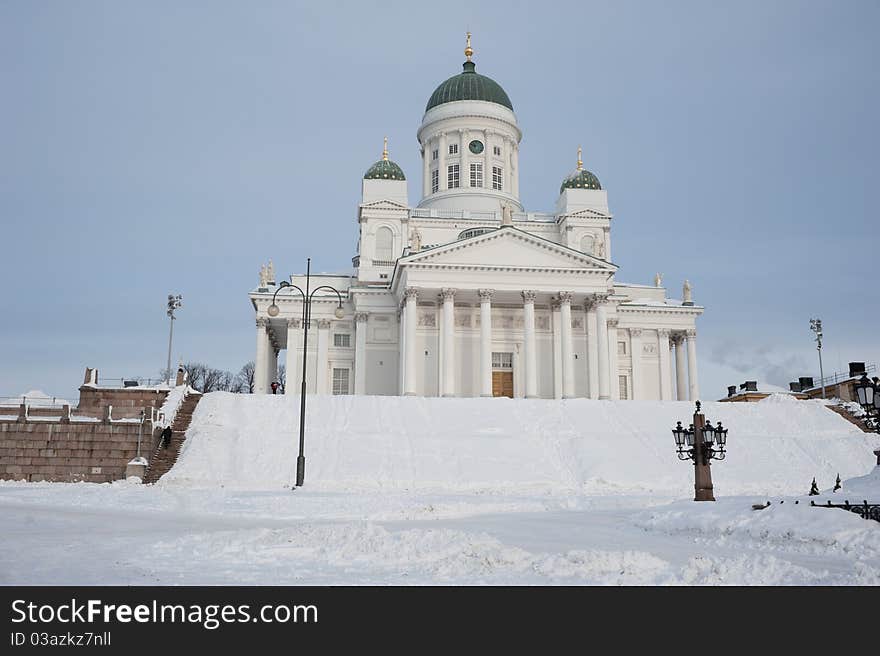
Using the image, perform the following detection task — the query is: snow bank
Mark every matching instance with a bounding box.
[161,394,880,495]
[154,385,193,429]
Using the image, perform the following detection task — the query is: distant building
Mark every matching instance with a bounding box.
[794,362,876,402]
[719,380,806,403]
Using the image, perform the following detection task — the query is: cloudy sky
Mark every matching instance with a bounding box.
[1,0,878,399]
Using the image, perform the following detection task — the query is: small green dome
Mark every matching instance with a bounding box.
[364,159,406,181]
[426,61,513,112]
[364,138,405,180]
[560,169,602,193]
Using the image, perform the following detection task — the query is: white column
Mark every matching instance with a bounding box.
[551,301,562,399]
[460,129,467,186]
[629,328,642,401]
[267,346,278,391]
[596,303,610,400]
[422,143,430,198]
[404,288,418,396]
[354,312,368,395]
[479,289,494,397]
[315,319,330,394]
[511,143,519,198]
[505,138,513,196]
[398,308,406,395]
[439,134,447,191]
[658,329,672,401]
[254,318,269,394]
[686,329,700,401]
[559,292,574,399]
[285,318,302,395]
[674,334,687,401]
[440,288,456,396]
[608,319,620,400]
[585,300,599,399]
[522,290,538,398]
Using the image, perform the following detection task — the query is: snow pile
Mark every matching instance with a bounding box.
[154,385,193,429]
[0,390,72,406]
[162,394,879,495]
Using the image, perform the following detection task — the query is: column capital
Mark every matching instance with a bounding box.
[685,329,697,338]
[404,287,419,301]
[558,291,574,304]
[629,327,643,337]
[521,290,537,303]
[657,328,671,337]
[256,317,269,329]
[439,287,457,301]
[354,312,369,323]
[671,331,685,344]
[550,298,561,311]
[317,319,332,329]
[286,318,302,329]
[607,318,619,328]
[478,288,495,302]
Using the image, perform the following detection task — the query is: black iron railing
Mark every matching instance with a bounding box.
[811,499,880,523]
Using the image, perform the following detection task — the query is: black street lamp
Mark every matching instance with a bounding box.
[854,374,880,434]
[266,258,345,487]
[671,401,729,501]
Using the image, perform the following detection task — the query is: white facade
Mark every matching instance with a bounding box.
[249,42,703,401]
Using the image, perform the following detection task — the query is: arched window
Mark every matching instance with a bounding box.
[458,227,494,241]
[580,233,595,255]
[375,227,394,261]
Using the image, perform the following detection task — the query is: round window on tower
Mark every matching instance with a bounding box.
[469,140,484,154]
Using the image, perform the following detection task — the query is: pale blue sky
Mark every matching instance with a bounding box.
[1,0,878,399]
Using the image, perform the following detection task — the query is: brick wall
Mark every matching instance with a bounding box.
[0,421,161,483]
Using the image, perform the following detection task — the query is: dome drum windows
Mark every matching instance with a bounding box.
[448,143,459,156]
[470,163,483,188]
[492,166,503,191]
[431,169,439,193]
[447,164,460,189]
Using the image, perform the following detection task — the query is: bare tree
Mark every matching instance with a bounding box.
[236,362,256,394]
[277,364,286,393]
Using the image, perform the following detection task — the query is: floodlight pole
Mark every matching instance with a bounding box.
[166,294,182,385]
[810,318,825,399]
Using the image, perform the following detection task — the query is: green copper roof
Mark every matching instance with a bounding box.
[364,158,406,181]
[560,169,602,194]
[426,61,513,112]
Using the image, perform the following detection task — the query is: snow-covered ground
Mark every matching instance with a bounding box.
[1,393,877,585]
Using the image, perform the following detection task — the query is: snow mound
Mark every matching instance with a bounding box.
[760,392,801,404]
[160,394,880,495]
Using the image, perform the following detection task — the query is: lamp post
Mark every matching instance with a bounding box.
[809,318,825,399]
[854,374,880,434]
[266,258,345,487]
[166,294,182,385]
[671,401,729,501]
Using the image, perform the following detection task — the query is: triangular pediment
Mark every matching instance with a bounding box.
[563,208,611,220]
[401,227,615,271]
[360,199,409,211]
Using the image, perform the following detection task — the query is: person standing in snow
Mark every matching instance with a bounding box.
[161,426,172,449]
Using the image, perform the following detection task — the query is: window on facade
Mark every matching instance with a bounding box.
[447,164,460,189]
[375,227,393,261]
[432,149,438,161]
[332,368,350,395]
[493,145,502,156]
[492,166,503,191]
[492,352,513,369]
[333,334,351,348]
[618,375,628,400]
[448,143,458,155]
[431,169,439,193]
[618,341,627,356]
[470,163,483,188]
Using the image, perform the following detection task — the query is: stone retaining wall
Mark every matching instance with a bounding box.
[0,421,161,483]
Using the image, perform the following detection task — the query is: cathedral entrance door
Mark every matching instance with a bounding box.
[492,371,514,398]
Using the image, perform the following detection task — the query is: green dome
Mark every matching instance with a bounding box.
[364,158,406,181]
[426,61,513,112]
[560,168,602,193]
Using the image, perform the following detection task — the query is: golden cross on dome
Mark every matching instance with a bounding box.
[577,146,583,171]
[383,136,388,161]
[465,31,473,61]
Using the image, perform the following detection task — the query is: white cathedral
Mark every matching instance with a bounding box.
[250,37,703,401]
